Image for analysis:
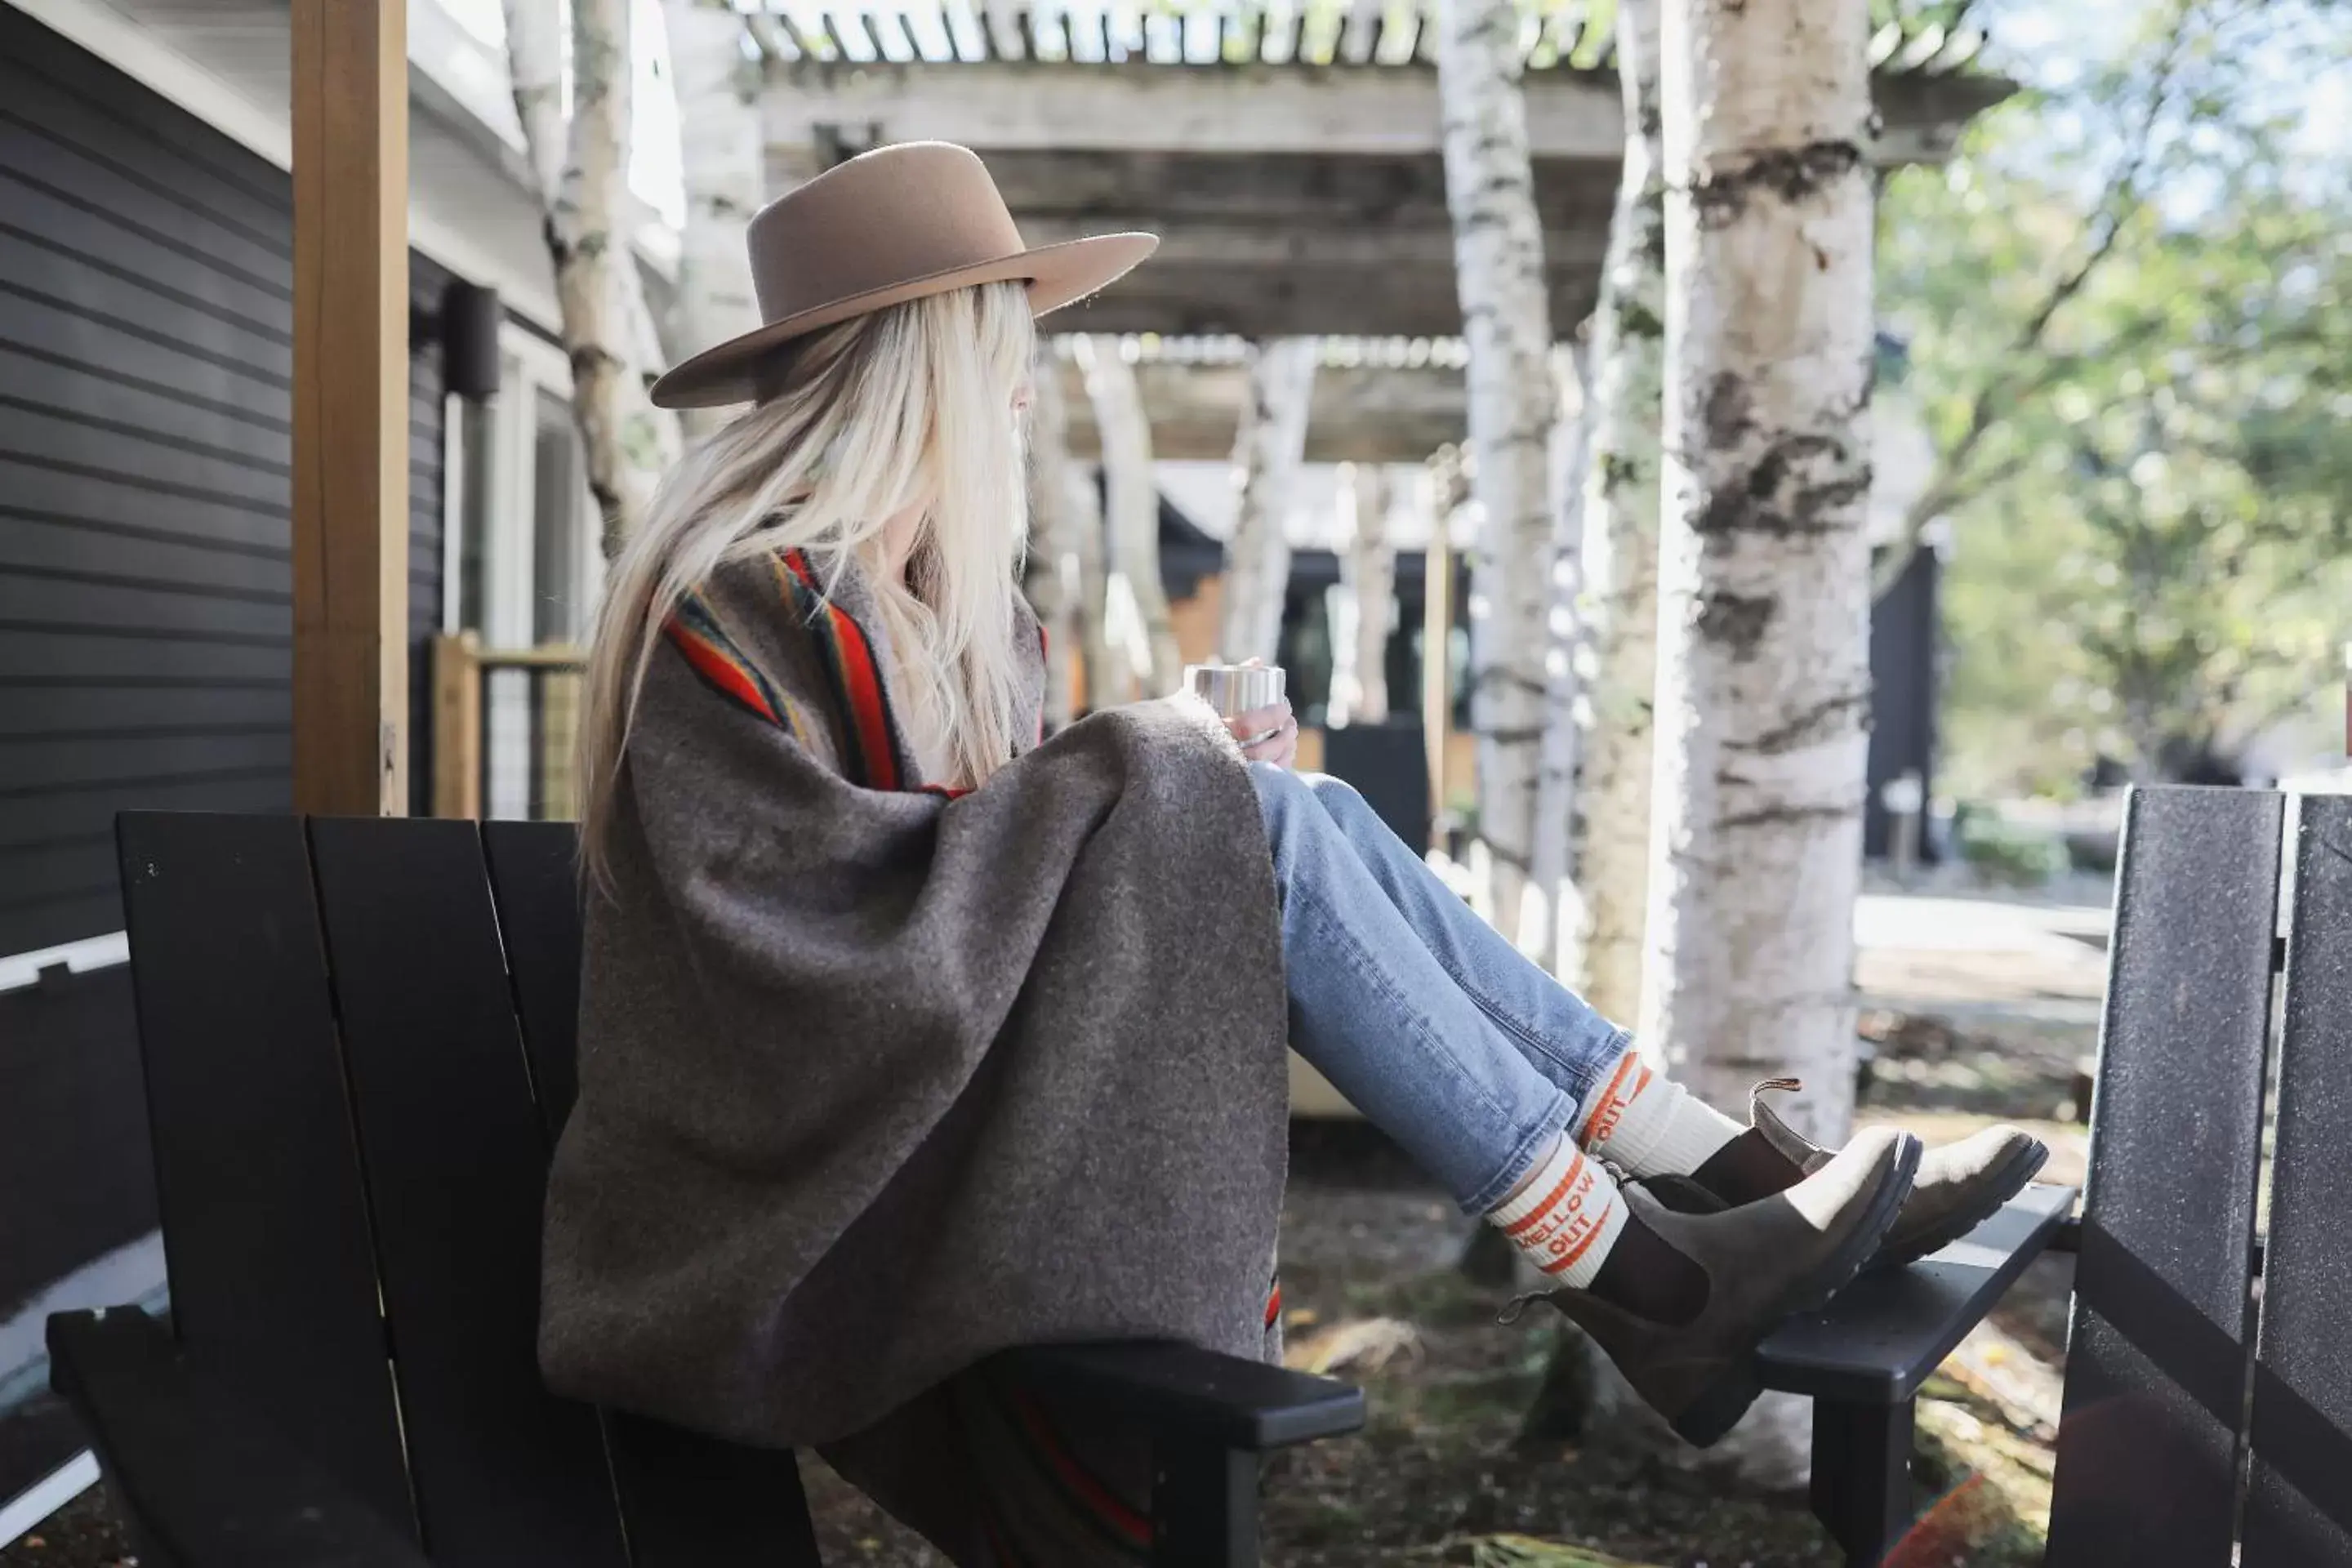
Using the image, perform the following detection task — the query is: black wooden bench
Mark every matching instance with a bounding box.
[47,810,2104,1566]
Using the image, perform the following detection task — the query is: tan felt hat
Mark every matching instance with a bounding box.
[649,141,1157,409]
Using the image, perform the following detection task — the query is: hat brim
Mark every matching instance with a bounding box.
[648,231,1159,409]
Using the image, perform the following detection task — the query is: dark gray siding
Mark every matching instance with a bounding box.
[0,7,448,952]
[410,257,448,819]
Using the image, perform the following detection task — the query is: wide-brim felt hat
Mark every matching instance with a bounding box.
[649,141,1157,409]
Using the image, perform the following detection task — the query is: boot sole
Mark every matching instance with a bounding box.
[1864,1140,2050,1273]
[1668,1134,1923,1448]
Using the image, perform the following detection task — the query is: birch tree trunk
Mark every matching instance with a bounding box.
[503,0,565,203]
[1647,0,1875,1142]
[660,0,764,442]
[1335,462,1396,725]
[1437,0,1561,942]
[1527,345,1591,972]
[504,0,679,559]
[1023,348,1080,730]
[1072,336,1175,700]
[1219,338,1319,665]
[1571,0,1670,1026]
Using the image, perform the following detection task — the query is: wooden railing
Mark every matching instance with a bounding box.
[430,634,586,822]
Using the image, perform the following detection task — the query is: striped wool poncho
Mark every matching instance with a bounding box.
[537,546,1290,1562]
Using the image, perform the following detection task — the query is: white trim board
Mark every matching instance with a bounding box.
[0,931,127,994]
[1,0,564,331]
[0,1452,98,1552]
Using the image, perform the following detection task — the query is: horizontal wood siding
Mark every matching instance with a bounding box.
[412,254,448,818]
[0,8,450,952]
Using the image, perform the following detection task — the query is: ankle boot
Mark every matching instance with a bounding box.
[1541,1127,1920,1447]
[1652,1080,2048,1272]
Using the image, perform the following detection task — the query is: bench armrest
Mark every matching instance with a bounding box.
[996,1341,1365,1450]
[47,1308,429,1568]
[1756,1183,2078,1405]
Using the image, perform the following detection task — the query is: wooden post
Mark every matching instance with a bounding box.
[430,632,482,820]
[1422,499,1453,840]
[292,0,409,816]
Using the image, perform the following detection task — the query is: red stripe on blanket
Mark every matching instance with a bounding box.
[1007,1388,1152,1548]
[663,618,782,727]
[1267,1281,1282,1329]
[782,549,901,791]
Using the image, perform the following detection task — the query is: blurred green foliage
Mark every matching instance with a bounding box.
[1880,0,2352,797]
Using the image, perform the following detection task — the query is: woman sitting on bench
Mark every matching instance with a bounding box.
[540,142,2046,1560]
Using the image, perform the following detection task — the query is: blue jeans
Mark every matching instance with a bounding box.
[1251,764,1632,1214]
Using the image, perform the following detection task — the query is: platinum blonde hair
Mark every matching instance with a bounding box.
[577,281,1036,882]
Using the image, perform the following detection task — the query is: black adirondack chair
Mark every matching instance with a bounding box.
[2029,786,2352,1568]
[47,810,2098,1567]
[49,813,1363,1568]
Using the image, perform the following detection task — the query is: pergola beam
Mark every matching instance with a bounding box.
[1016,217,1610,268]
[1054,270,1600,341]
[1055,359,1470,464]
[763,60,2003,165]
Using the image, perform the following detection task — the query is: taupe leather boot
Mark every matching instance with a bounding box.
[1541,1127,1920,1447]
[1650,1079,2047,1271]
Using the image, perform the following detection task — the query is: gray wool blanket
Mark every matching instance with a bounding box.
[538,549,1290,1555]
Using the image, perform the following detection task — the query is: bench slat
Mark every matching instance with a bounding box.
[2046,786,2280,1568]
[479,820,585,1139]
[479,818,823,1568]
[307,817,630,1568]
[114,812,416,1537]
[2242,794,2352,1567]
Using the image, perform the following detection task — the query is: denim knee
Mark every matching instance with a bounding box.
[1299,772,1375,833]
[1249,760,1311,846]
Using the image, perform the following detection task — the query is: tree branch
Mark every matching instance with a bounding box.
[1873,0,2216,595]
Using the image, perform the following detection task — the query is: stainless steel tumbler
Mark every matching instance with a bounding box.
[1184,662,1286,726]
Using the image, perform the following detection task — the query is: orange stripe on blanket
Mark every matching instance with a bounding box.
[663,618,782,727]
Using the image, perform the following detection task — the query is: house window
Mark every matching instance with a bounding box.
[439,324,591,818]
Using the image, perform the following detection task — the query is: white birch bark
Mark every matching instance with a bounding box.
[1023,347,1080,730]
[503,0,566,203]
[504,0,679,559]
[660,0,764,441]
[1526,345,1591,971]
[1335,462,1396,725]
[1571,0,1670,1026]
[1646,0,1875,1139]
[1437,0,1560,941]
[1219,339,1319,665]
[1072,336,1176,699]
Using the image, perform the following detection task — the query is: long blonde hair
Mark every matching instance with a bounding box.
[577,281,1036,882]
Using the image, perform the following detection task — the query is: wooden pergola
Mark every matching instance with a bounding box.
[753,4,2007,354]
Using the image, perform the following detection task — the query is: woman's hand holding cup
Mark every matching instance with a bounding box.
[1186,657,1297,768]
[1227,698,1298,768]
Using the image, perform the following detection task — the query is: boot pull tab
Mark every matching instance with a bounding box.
[1495,1292,1547,1327]
[1750,1076,1804,1116]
